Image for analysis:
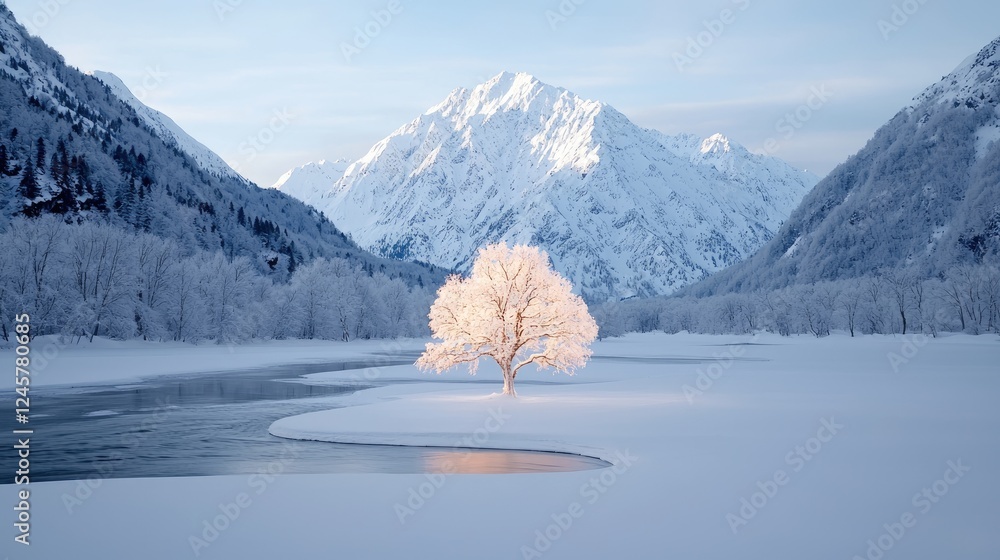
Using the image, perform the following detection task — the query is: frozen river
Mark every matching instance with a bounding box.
[1,357,610,482]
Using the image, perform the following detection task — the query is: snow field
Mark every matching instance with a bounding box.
[2,332,998,559]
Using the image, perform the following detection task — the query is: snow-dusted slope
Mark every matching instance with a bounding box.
[0,11,99,129]
[276,72,817,300]
[658,132,818,209]
[270,158,352,204]
[689,36,1000,295]
[911,38,1000,160]
[91,71,246,182]
[1,11,242,183]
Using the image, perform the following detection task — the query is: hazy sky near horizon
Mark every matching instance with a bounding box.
[4,0,999,186]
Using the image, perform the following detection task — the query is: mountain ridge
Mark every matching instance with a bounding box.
[90,70,247,182]
[275,71,818,301]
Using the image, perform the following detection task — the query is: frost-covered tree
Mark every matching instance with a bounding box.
[134,234,177,340]
[839,279,863,337]
[69,222,135,341]
[380,275,416,333]
[863,275,887,334]
[291,259,334,339]
[198,253,256,342]
[416,243,598,396]
[884,269,916,334]
[167,258,207,342]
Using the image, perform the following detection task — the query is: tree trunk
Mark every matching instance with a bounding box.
[501,365,517,397]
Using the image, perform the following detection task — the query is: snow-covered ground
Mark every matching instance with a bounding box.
[3,332,999,559]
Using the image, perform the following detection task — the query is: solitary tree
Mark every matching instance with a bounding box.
[416,243,598,396]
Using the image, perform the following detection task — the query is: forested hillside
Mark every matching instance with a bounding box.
[0,6,444,342]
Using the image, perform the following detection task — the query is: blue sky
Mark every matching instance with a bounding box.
[5,0,999,186]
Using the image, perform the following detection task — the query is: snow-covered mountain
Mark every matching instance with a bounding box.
[275,72,818,300]
[91,71,246,182]
[689,35,1000,296]
[270,158,352,203]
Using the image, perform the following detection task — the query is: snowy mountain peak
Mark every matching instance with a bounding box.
[269,158,353,205]
[699,133,732,155]
[430,71,602,129]
[275,73,818,300]
[473,71,568,106]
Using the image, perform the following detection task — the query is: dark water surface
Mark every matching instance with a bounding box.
[1,358,610,483]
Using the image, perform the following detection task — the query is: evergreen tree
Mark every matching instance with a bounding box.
[52,182,76,214]
[92,181,109,213]
[57,139,70,187]
[287,241,297,274]
[18,159,38,199]
[135,181,151,230]
[35,137,45,172]
[50,152,61,184]
[114,179,137,221]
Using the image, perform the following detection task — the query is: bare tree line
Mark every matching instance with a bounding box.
[594,266,1000,338]
[0,216,434,344]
